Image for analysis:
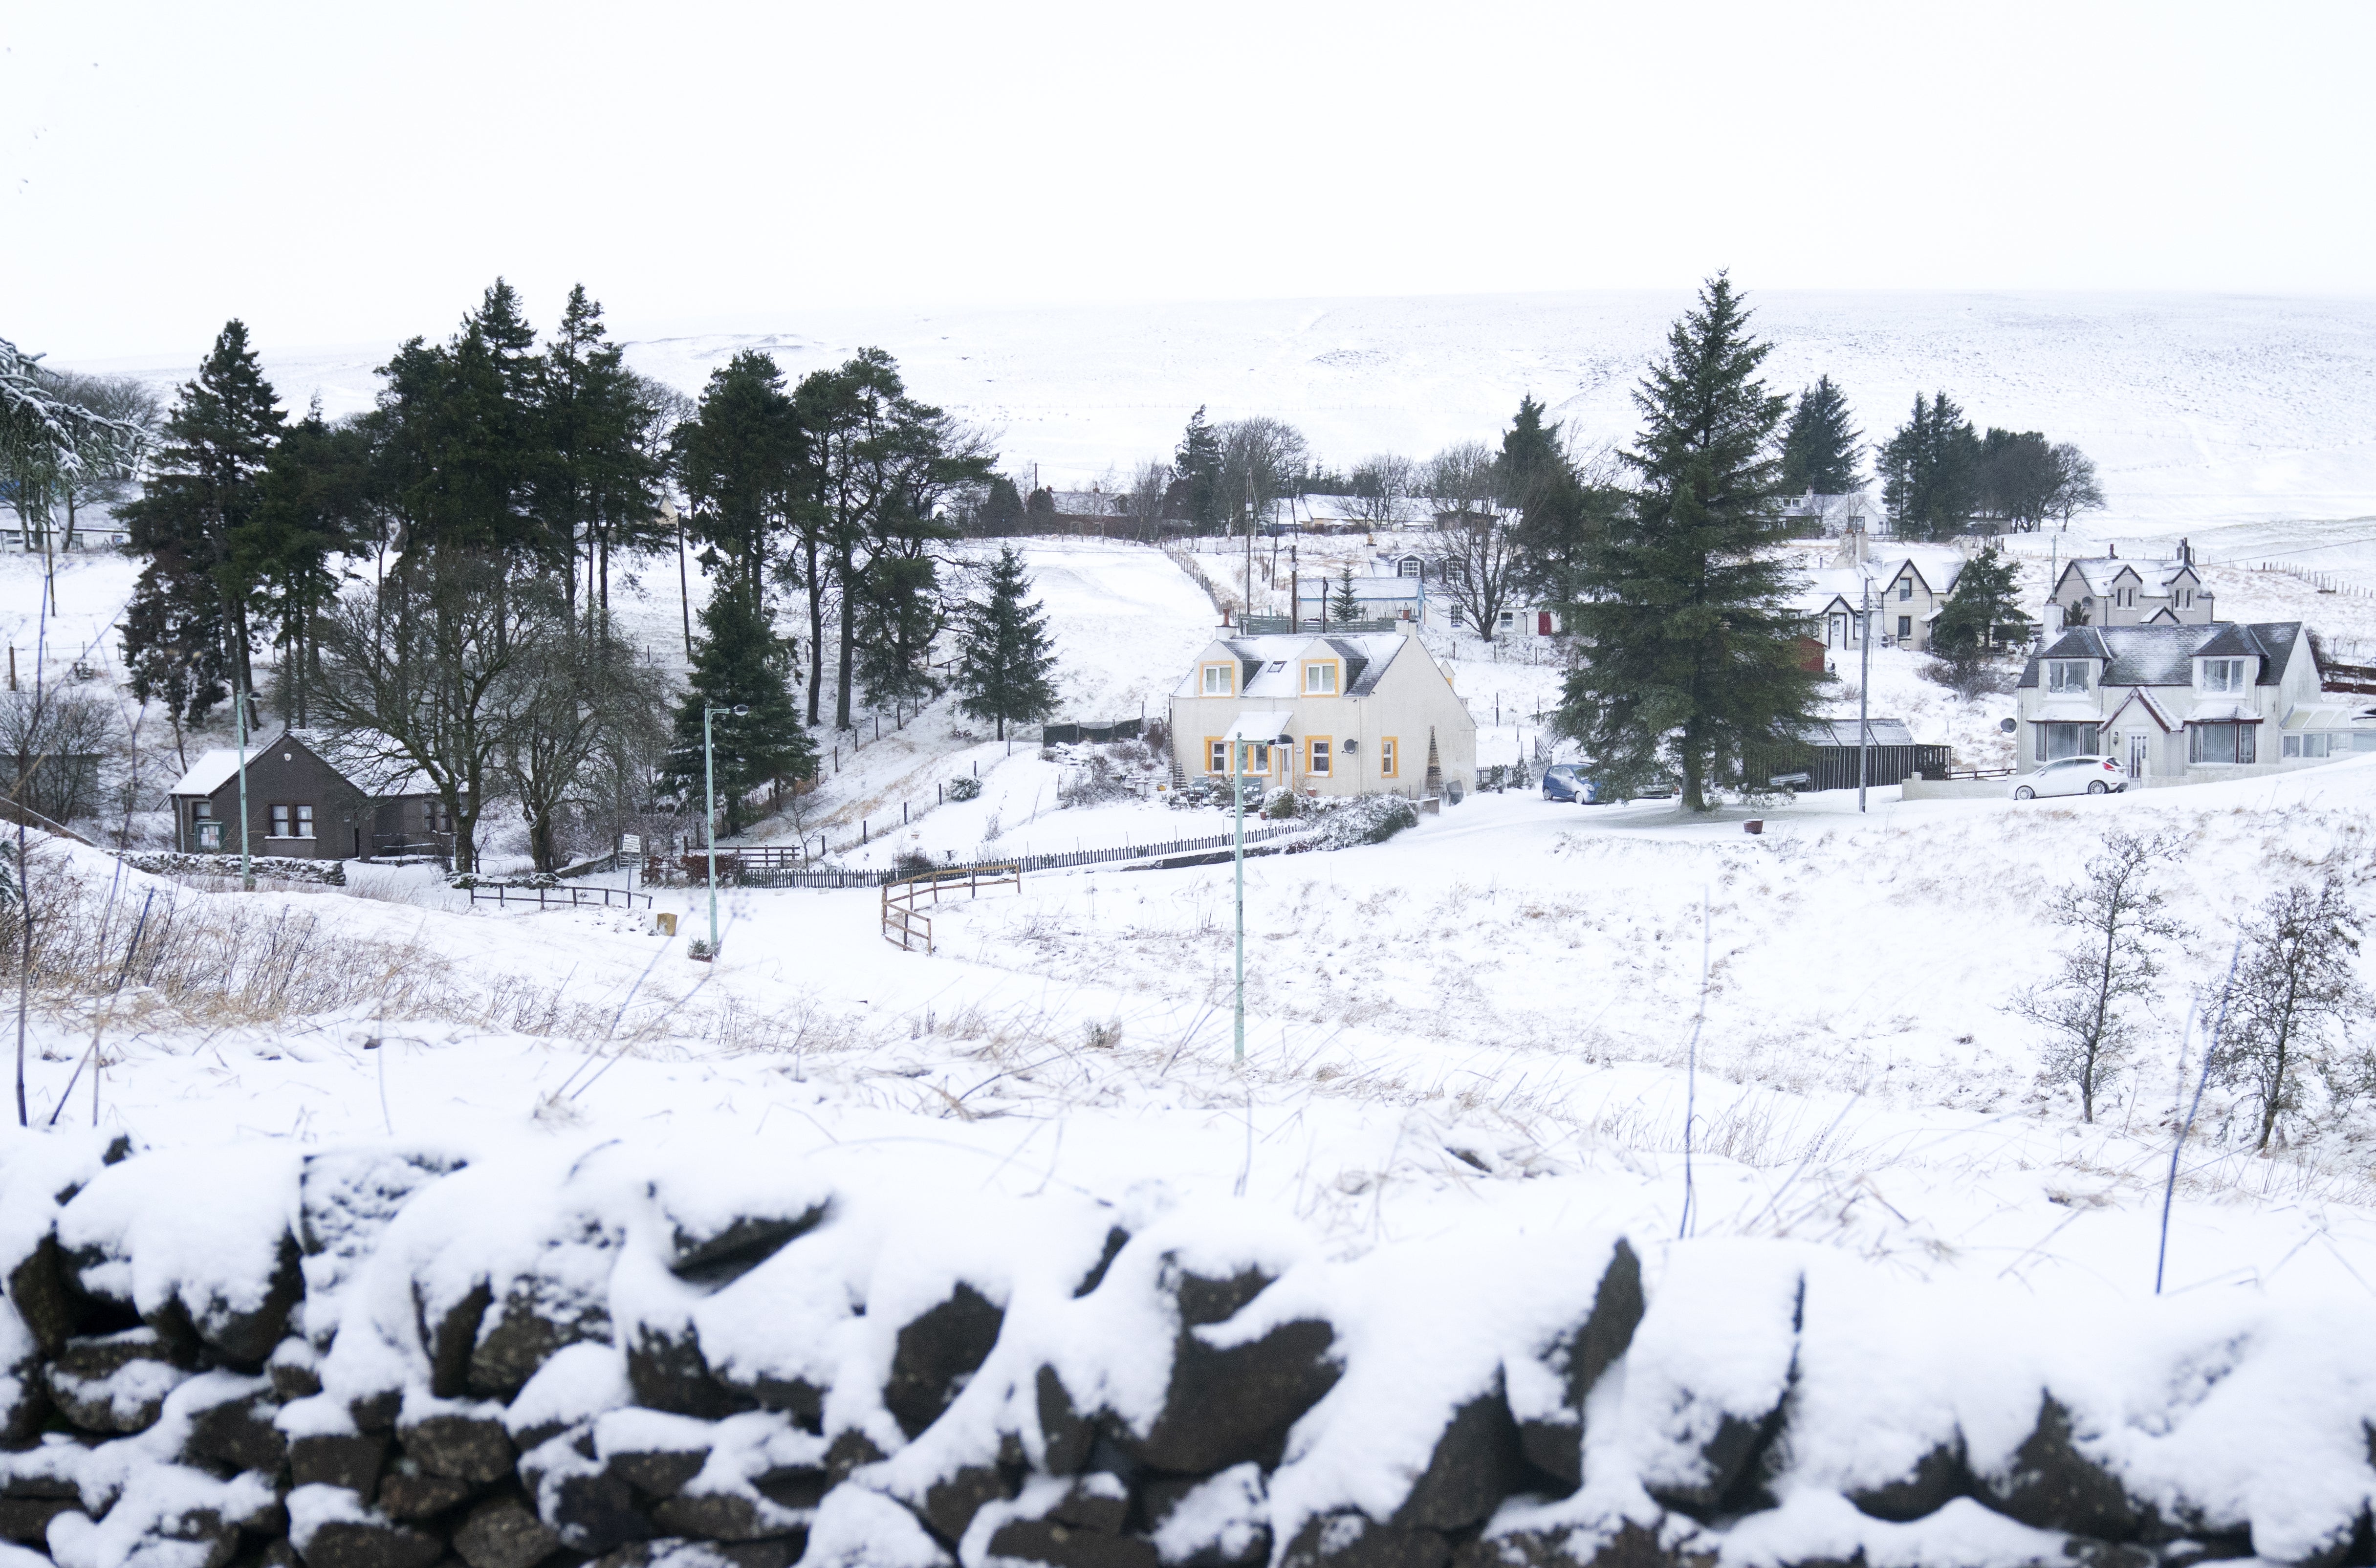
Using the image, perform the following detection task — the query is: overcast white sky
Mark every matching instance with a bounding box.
[5,0,2371,361]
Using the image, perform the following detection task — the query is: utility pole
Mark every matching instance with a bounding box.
[1857,573,1872,813]
[1232,734,1247,1065]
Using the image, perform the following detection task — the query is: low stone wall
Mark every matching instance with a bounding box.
[111,852,348,887]
[1,1132,2369,1568]
[1898,777,2009,801]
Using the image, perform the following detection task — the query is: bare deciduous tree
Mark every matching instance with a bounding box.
[1218,418,1308,531]
[2047,443,2107,530]
[1122,459,1172,538]
[2016,828,2189,1122]
[2217,874,2368,1151]
[0,690,117,825]
[312,556,548,874]
[500,622,672,872]
[1345,452,1416,530]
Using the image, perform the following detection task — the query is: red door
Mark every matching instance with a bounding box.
[1537,611,1552,635]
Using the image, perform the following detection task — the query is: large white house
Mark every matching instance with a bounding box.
[1794,541,1970,654]
[2048,541,2214,629]
[2015,620,2372,783]
[1167,627,1476,800]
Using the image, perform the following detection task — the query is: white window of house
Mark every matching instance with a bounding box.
[1308,738,1331,775]
[1209,739,1227,773]
[1202,663,1233,696]
[1380,737,1398,777]
[295,805,315,839]
[1397,558,1421,578]
[2286,733,2336,759]
[1305,662,1338,695]
[1897,615,1913,640]
[270,804,292,837]
[2047,660,2092,693]
[1499,610,1515,627]
[1898,579,1913,601]
[2199,657,2247,694]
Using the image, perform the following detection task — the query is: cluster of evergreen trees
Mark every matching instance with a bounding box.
[1875,392,2105,539]
[107,284,1058,867]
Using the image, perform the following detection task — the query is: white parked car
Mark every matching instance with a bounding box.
[2011,755,2129,800]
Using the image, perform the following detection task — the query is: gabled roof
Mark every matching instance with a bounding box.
[1794,718,1916,748]
[165,727,432,800]
[2056,555,2200,597]
[2105,689,2180,733]
[2018,623,2303,690]
[167,746,263,798]
[1180,632,1411,700]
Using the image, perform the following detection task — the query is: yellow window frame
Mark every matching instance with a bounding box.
[1379,736,1399,777]
[1307,735,1332,775]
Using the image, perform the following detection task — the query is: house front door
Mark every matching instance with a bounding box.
[1828,613,1846,646]
[1538,610,1552,636]
[2127,732,2149,779]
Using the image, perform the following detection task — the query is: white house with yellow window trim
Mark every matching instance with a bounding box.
[1166,626,1477,799]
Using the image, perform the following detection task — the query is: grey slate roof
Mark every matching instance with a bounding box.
[2017,623,2301,689]
[1794,718,1917,748]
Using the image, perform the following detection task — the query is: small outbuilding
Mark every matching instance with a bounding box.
[1747,718,1952,791]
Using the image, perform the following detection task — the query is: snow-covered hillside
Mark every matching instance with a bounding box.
[60,290,2376,531]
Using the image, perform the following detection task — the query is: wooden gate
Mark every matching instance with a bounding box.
[880,863,1023,954]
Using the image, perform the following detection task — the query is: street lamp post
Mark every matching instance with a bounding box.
[236,689,255,892]
[701,703,749,958]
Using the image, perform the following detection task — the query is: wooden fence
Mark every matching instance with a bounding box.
[468,883,654,912]
[882,864,1023,953]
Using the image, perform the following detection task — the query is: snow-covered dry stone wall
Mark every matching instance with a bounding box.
[3,1130,2373,1568]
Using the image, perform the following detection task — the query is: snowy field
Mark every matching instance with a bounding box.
[16,750,2376,1323]
[57,289,2376,531]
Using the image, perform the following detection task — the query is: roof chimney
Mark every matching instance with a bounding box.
[2108,543,2116,558]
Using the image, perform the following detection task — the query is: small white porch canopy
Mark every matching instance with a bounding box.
[1221,711,1294,745]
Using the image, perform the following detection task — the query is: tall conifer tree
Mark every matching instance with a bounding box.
[667,583,813,835]
[1555,275,1818,812]
[1175,407,1224,533]
[1779,376,1862,493]
[954,545,1058,740]
[120,319,287,709]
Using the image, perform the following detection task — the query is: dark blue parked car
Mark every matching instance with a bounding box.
[1542,764,1603,804]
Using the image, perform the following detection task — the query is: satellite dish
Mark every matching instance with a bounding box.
[1999,718,2018,734]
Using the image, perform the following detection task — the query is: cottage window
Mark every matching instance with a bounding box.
[1308,738,1331,776]
[1304,662,1338,695]
[295,805,315,839]
[1202,663,1233,696]
[1379,737,1398,777]
[193,800,212,820]
[1896,616,1913,640]
[1397,558,1421,579]
[2286,734,2336,759]
[2188,722,2256,765]
[1897,579,1913,601]
[2199,658,2247,694]
[1499,610,1516,627]
[2047,660,2091,694]
[1246,743,1271,774]
[2036,722,2099,762]
[270,805,292,837]
[1209,739,1227,773]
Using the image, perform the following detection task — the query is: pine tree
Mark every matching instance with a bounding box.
[981,476,1025,532]
[238,399,371,726]
[955,545,1058,740]
[675,350,801,598]
[1330,565,1361,624]
[1876,392,1981,540]
[538,284,667,611]
[1175,407,1224,533]
[1930,544,2031,656]
[119,319,288,710]
[1495,393,1563,507]
[1779,376,1862,494]
[666,583,813,835]
[1555,274,1817,812]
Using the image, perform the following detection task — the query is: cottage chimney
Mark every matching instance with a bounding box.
[2108,543,2116,558]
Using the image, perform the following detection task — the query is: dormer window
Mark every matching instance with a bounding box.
[1202,663,1234,696]
[1397,558,1421,579]
[2199,657,2248,694]
[1304,661,1339,696]
[2047,660,2092,694]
